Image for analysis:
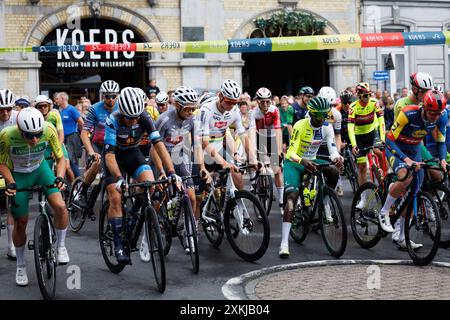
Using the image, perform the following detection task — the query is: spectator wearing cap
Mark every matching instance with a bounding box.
[291,86,314,124]
[58,91,84,180]
[14,96,30,110]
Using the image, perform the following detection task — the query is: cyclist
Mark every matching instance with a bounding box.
[193,80,252,219]
[292,86,315,124]
[146,86,211,257]
[280,97,343,258]
[248,87,284,214]
[104,87,177,264]
[348,82,385,208]
[0,107,69,286]
[381,90,447,250]
[155,91,170,114]
[0,88,19,260]
[76,80,120,208]
[14,96,30,110]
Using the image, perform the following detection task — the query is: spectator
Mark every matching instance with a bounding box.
[272,95,280,106]
[52,92,60,110]
[58,91,84,181]
[400,87,408,98]
[238,100,251,130]
[381,95,395,130]
[167,90,175,106]
[382,90,390,98]
[145,79,160,97]
[446,89,450,107]
[278,95,294,153]
[393,92,399,101]
[81,101,90,119]
[15,96,30,110]
[375,89,383,106]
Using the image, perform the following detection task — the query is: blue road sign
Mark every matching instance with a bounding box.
[373,70,390,80]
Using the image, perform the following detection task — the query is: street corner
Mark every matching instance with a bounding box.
[222,260,450,300]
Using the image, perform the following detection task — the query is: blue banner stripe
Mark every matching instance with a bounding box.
[32,45,86,53]
[227,38,272,53]
[402,32,446,46]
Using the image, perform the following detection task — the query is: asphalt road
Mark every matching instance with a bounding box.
[0,179,449,300]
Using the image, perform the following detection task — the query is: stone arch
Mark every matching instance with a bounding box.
[23,1,163,59]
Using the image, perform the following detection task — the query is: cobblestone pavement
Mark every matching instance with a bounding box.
[223,260,450,300]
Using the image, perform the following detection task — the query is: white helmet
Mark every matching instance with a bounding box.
[100,80,120,93]
[17,107,44,133]
[198,92,217,107]
[318,86,337,105]
[118,87,145,118]
[410,72,433,90]
[220,79,241,100]
[173,86,198,106]
[35,94,52,105]
[0,89,16,108]
[134,87,148,102]
[255,87,272,100]
[434,85,444,94]
[155,91,169,104]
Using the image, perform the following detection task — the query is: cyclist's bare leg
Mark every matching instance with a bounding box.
[47,191,68,229]
[12,216,28,248]
[357,162,368,186]
[106,184,122,219]
[83,157,101,186]
[65,159,75,184]
[231,170,244,190]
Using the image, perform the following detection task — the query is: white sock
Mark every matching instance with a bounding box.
[381,194,397,214]
[399,217,405,242]
[16,245,25,267]
[249,170,257,181]
[7,224,14,249]
[338,176,343,188]
[277,187,284,205]
[56,228,67,248]
[281,222,291,247]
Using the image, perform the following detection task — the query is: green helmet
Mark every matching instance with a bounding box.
[307,96,330,115]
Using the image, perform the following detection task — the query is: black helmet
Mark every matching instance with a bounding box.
[299,86,315,96]
[340,90,354,105]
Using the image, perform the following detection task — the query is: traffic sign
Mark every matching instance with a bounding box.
[373,70,390,80]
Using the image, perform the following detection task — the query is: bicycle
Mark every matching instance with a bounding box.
[342,144,359,193]
[11,184,60,300]
[350,163,441,266]
[98,179,167,293]
[199,166,270,262]
[249,162,273,217]
[289,162,347,258]
[359,143,387,186]
[67,155,106,232]
[152,175,199,274]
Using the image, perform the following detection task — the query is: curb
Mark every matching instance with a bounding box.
[222,259,450,300]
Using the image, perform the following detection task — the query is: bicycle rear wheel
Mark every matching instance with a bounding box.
[320,188,347,258]
[346,156,359,193]
[429,184,450,248]
[405,191,441,266]
[289,204,310,244]
[156,204,172,256]
[34,214,57,300]
[98,201,125,274]
[68,176,86,233]
[255,174,273,217]
[144,206,166,293]
[223,190,270,261]
[181,196,199,274]
[350,182,383,249]
[200,197,224,248]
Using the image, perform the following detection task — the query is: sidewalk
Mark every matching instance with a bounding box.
[222,260,450,300]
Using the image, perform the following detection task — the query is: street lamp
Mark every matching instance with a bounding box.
[30,0,40,5]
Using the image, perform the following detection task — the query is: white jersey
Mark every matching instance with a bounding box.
[197,100,246,151]
[249,105,282,138]
[0,110,18,131]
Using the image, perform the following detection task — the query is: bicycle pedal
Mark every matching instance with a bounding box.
[27,240,34,250]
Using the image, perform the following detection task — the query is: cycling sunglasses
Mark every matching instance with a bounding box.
[22,131,43,140]
[311,112,330,120]
[104,94,118,100]
[359,93,371,98]
[182,106,197,113]
[222,97,239,105]
[36,103,50,109]
[0,107,12,112]
[426,110,444,117]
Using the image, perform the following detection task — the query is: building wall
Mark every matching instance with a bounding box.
[1,0,362,96]
[362,0,450,92]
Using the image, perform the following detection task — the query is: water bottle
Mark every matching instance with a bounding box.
[303,188,311,207]
[309,189,317,204]
[167,199,175,221]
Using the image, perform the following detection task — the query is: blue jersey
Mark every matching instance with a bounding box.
[60,105,80,136]
[387,105,447,161]
[291,102,308,124]
[425,109,449,156]
[83,101,118,146]
[104,110,162,152]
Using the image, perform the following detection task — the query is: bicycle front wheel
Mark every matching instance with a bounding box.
[405,191,441,266]
[255,174,273,217]
[320,188,347,258]
[181,196,199,274]
[34,214,57,300]
[350,182,383,249]
[157,204,172,256]
[429,184,450,248]
[145,206,166,293]
[223,190,270,261]
[68,176,86,233]
[290,205,310,244]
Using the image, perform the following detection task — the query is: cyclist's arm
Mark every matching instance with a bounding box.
[52,111,65,144]
[375,102,386,142]
[285,120,306,163]
[0,132,14,184]
[385,112,409,161]
[48,124,65,178]
[104,115,122,178]
[332,108,342,150]
[150,146,164,174]
[81,108,97,154]
[0,164,14,185]
[347,105,357,147]
[433,115,447,161]
[324,123,341,160]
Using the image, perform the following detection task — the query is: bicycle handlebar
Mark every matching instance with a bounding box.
[10,184,58,208]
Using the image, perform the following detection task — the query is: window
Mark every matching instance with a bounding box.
[183,27,204,59]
